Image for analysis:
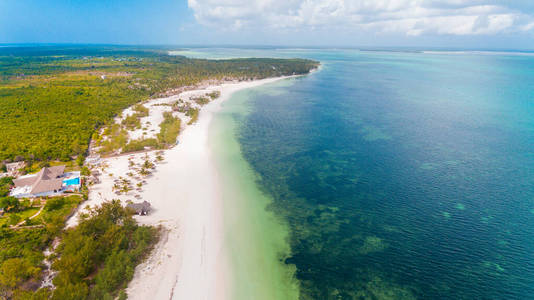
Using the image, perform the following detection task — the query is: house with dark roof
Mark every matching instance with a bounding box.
[10,166,79,198]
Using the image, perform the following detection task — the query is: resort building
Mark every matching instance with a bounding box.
[10,166,81,198]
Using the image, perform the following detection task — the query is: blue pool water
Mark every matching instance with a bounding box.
[63,177,80,186]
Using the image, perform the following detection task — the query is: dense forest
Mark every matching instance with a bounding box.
[0,198,157,299]
[0,45,318,162]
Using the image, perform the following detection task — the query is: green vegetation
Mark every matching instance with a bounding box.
[193,96,210,106]
[0,229,50,299]
[207,91,220,100]
[98,124,128,154]
[21,160,80,176]
[0,197,156,299]
[186,108,200,125]
[121,114,141,130]
[121,105,149,130]
[0,45,316,298]
[0,196,39,227]
[0,195,82,298]
[133,104,149,117]
[0,46,318,162]
[0,207,39,227]
[157,112,181,145]
[51,200,158,299]
[37,196,81,226]
[106,108,180,153]
[0,177,14,197]
[122,138,159,153]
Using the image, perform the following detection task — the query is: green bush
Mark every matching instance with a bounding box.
[193,96,210,105]
[133,104,149,117]
[0,177,14,198]
[186,108,199,125]
[50,200,158,299]
[122,138,159,153]
[157,112,181,145]
[121,114,141,130]
[44,197,66,211]
[0,258,40,290]
[8,214,20,226]
[0,196,18,211]
[207,91,220,100]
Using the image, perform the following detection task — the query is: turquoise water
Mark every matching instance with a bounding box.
[63,177,79,186]
[200,49,534,299]
[211,89,300,299]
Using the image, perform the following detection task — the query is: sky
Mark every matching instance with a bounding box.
[2,0,534,49]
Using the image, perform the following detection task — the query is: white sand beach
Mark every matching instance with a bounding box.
[66,76,292,300]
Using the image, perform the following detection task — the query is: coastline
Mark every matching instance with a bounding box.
[67,76,297,299]
[210,83,301,299]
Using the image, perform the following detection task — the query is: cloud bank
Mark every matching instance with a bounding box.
[187,0,534,36]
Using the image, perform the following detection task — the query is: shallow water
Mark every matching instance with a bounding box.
[205,49,534,299]
[210,88,299,300]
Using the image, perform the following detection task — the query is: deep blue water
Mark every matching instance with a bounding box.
[190,49,534,299]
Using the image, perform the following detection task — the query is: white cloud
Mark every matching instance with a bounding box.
[187,0,534,36]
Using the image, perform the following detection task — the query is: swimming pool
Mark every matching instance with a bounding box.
[63,177,80,186]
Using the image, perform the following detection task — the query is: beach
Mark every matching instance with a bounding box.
[66,76,294,300]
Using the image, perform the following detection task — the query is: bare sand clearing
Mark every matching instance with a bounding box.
[66,77,291,300]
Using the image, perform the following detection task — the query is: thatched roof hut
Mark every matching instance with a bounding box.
[126,201,151,215]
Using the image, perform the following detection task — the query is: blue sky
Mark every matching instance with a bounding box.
[2,0,534,49]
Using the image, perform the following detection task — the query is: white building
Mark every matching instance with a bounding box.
[10,166,81,198]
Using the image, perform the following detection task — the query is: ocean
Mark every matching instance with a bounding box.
[195,48,534,299]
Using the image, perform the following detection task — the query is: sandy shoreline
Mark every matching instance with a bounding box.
[67,76,293,300]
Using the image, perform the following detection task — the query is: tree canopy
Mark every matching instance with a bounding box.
[0,46,318,162]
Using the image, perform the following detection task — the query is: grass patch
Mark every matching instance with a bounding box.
[133,104,149,117]
[207,91,220,100]
[158,112,181,145]
[0,207,40,227]
[193,96,210,106]
[122,138,159,153]
[121,114,141,130]
[186,108,199,125]
[36,195,82,225]
[98,124,129,154]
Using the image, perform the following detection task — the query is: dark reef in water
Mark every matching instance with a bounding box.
[236,50,534,299]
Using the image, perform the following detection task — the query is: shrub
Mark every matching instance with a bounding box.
[0,177,13,197]
[186,108,199,125]
[207,91,220,99]
[122,138,159,153]
[193,96,210,105]
[45,198,66,211]
[8,214,20,226]
[157,112,181,145]
[50,201,158,299]
[121,114,141,130]
[133,104,149,117]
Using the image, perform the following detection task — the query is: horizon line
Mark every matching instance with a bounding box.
[1,43,534,52]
